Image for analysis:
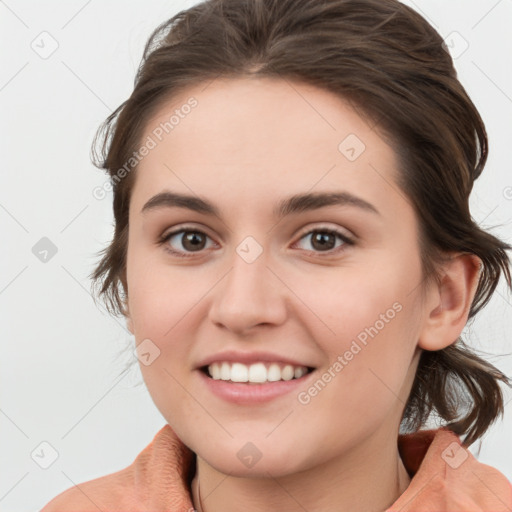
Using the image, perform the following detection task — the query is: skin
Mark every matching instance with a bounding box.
[124,77,481,512]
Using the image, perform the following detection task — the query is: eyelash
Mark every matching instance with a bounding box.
[158,225,355,259]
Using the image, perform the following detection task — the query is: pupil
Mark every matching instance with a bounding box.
[313,232,334,250]
[183,232,205,251]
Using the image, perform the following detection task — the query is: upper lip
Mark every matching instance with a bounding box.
[195,350,314,369]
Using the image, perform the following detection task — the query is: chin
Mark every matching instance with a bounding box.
[204,453,305,479]
[194,437,313,478]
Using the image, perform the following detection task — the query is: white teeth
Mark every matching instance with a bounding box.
[267,363,281,382]
[281,365,294,381]
[294,367,306,379]
[220,362,231,380]
[248,362,267,383]
[231,362,249,382]
[206,361,310,383]
[210,362,221,379]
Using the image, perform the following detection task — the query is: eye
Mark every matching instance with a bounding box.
[158,225,354,258]
[159,226,216,258]
[293,227,354,255]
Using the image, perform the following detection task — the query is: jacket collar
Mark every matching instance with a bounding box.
[389,427,511,510]
[141,424,511,511]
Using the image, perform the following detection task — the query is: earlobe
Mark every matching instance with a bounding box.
[120,274,133,335]
[418,253,481,351]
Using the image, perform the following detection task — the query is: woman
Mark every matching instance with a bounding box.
[41,0,512,510]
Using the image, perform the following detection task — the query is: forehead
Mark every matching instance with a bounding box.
[131,77,404,217]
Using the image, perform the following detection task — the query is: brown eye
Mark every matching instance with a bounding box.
[310,231,336,251]
[160,228,215,257]
[180,231,207,251]
[295,228,354,254]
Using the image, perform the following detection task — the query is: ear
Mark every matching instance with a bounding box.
[418,253,482,351]
[120,273,134,335]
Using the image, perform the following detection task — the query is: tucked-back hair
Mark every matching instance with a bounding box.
[90,0,511,446]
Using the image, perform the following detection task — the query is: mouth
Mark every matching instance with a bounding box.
[200,361,315,384]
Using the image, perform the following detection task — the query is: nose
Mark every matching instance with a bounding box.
[208,246,288,335]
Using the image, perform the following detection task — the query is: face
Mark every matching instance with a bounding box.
[125,77,427,477]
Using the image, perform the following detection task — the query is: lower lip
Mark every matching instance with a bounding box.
[197,369,314,404]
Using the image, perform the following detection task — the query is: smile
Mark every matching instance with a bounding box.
[204,361,313,384]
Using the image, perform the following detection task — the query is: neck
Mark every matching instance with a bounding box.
[191,430,411,512]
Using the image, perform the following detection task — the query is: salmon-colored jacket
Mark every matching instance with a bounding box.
[40,425,512,511]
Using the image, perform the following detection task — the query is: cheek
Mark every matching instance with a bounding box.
[293,261,421,416]
[129,279,206,431]
[125,249,199,389]
[294,308,419,449]
[290,258,413,344]
[126,247,207,338]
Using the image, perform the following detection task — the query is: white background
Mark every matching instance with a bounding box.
[1,0,511,510]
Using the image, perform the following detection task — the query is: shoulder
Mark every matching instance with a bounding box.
[40,461,142,511]
[394,428,512,512]
[40,424,195,512]
[434,429,511,507]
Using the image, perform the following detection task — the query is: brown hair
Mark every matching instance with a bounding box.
[90,0,511,446]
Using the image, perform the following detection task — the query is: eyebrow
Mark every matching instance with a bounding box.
[141,190,380,218]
